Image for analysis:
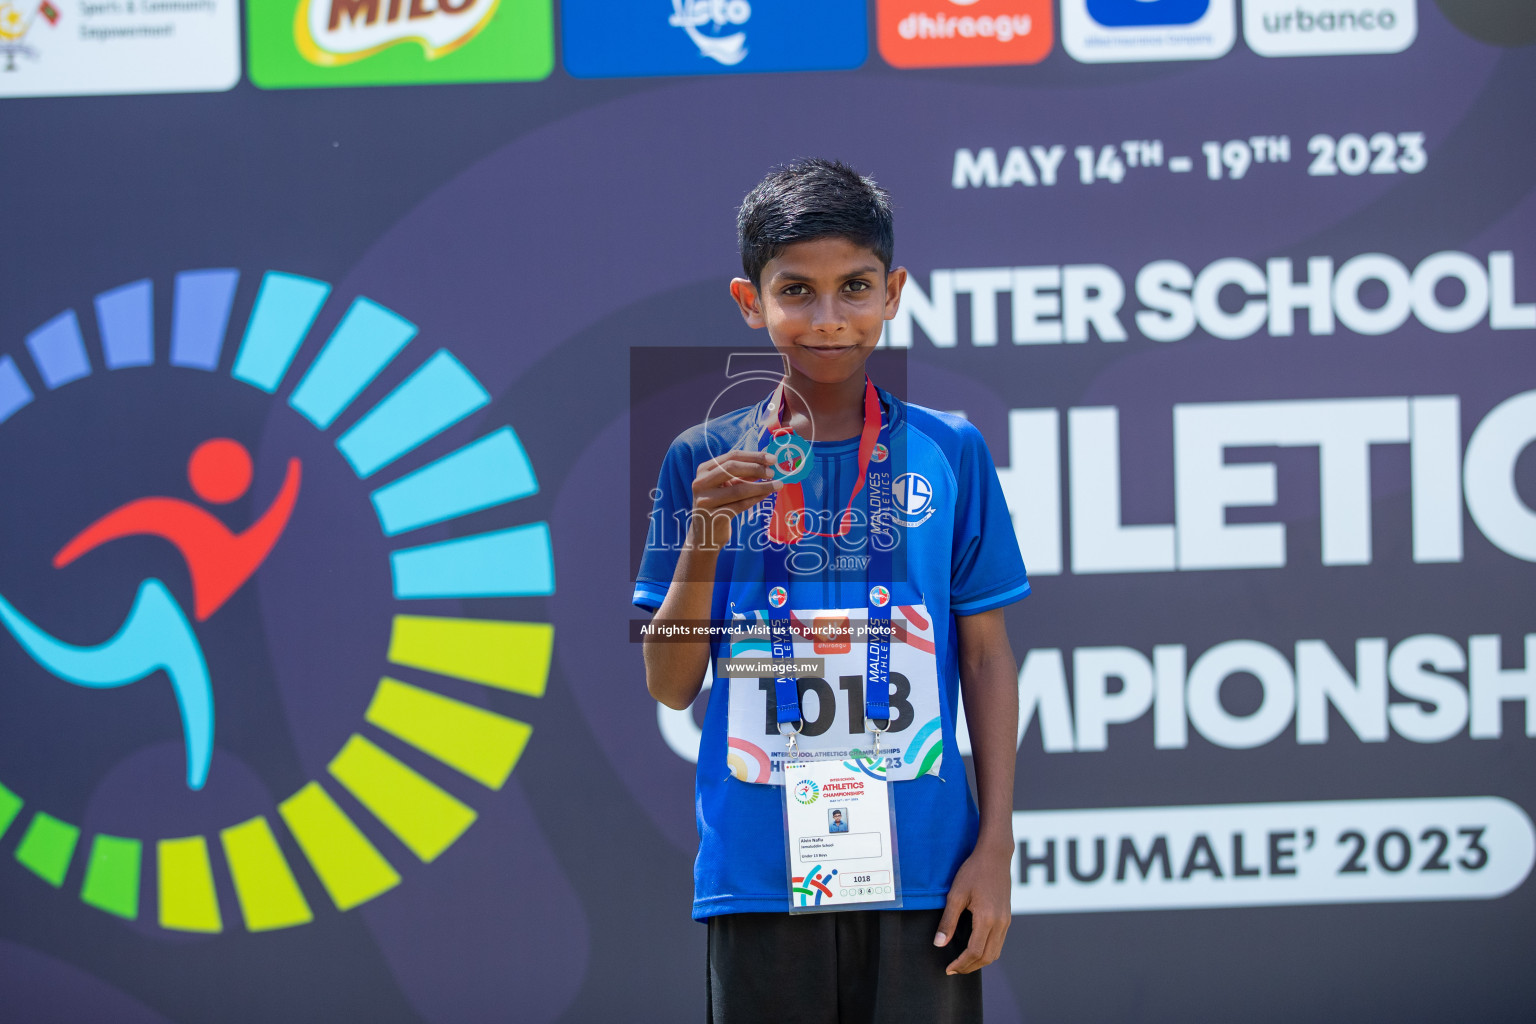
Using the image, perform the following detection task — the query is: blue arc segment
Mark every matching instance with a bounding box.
[171,269,240,371]
[0,579,214,791]
[391,523,555,598]
[25,310,91,390]
[95,280,154,370]
[370,427,539,536]
[336,350,490,479]
[288,298,417,430]
[232,272,331,393]
[0,357,33,426]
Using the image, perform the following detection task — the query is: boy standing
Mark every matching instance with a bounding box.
[636,159,1029,1023]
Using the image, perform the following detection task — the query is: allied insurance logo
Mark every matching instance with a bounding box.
[0,269,552,934]
[562,0,867,79]
[248,0,553,89]
[1061,0,1236,62]
[878,0,1052,68]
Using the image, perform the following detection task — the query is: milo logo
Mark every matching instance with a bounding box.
[300,0,499,64]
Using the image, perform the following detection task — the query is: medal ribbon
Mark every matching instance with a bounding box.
[761,379,894,730]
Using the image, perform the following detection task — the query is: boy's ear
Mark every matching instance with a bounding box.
[883,267,909,320]
[730,277,766,329]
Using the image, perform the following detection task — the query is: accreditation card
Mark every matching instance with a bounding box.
[782,754,903,914]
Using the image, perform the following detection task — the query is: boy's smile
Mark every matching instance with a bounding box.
[731,237,907,393]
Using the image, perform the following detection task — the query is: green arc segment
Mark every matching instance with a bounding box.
[81,835,141,920]
[16,812,79,887]
[0,780,22,838]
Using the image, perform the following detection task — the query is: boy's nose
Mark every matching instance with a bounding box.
[811,296,847,332]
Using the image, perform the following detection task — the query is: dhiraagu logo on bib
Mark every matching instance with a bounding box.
[0,268,553,935]
[248,0,553,89]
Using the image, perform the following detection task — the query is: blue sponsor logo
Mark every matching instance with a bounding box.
[1086,0,1211,27]
[562,0,868,79]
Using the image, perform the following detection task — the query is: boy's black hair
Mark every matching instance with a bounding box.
[737,158,894,285]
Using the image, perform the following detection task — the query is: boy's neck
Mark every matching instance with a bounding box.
[780,370,870,442]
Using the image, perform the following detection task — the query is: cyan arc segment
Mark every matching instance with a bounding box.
[95,279,154,369]
[232,272,331,392]
[172,269,240,371]
[0,578,214,790]
[26,310,91,390]
[391,523,555,598]
[370,426,539,536]
[288,298,417,429]
[337,350,490,479]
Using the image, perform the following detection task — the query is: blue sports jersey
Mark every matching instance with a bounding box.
[634,386,1029,919]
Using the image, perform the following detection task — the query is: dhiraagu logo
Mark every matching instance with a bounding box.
[0,269,553,935]
[248,0,552,88]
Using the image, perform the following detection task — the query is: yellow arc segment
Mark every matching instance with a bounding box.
[365,677,531,789]
[278,783,400,911]
[157,836,223,933]
[388,615,552,696]
[220,816,314,932]
[329,735,477,863]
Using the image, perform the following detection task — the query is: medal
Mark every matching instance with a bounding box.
[765,427,813,484]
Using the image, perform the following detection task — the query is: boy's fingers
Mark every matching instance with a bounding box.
[945,928,989,974]
[932,893,965,949]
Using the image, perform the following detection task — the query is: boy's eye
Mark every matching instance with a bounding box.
[844,279,872,292]
[782,283,810,296]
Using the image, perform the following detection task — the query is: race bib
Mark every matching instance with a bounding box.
[723,604,944,785]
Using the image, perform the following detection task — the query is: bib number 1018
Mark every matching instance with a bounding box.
[757,674,915,737]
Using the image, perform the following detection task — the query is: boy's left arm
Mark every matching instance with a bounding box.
[934,606,1018,975]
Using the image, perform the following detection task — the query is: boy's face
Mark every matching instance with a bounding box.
[730,237,906,387]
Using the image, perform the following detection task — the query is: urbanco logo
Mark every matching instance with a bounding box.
[248,0,552,89]
[1242,0,1416,55]
[0,269,553,934]
[878,0,1052,68]
[1061,0,1236,63]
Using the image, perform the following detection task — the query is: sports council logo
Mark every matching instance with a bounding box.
[248,0,553,89]
[0,0,238,98]
[561,0,866,78]
[868,585,890,607]
[870,442,889,463]
[793,778,820,804]
[0,269,552,934]
[1062,0,1235,62]
[0,1,57,71]
[892,472,936,527]
[669,0,750,65]
[769,585,788,608]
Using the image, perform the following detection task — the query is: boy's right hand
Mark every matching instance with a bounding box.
[690,450,782,549]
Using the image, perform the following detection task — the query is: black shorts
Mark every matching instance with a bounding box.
[705,908,983,1024]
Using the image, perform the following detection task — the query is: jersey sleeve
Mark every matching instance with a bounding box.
[949,422,1031,615]
[633,439,696,612]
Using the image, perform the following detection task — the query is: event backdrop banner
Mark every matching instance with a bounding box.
[0,1,1532,1021]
